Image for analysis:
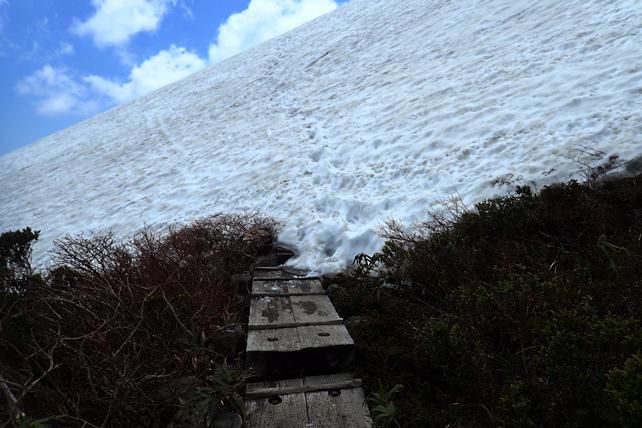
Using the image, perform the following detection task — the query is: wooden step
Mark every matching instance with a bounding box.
[245,374,372,428]
[246,305,354,375]
[253,266,315,281]
[244,263,370,425]
[246,276,355,376]
[249,294,341,326]
[251,278,325,296]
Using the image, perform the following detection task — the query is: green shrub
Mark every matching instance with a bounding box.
[330,174,642,427]
[606,353,642,427]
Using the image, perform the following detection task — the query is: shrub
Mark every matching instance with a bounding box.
[330,174,642,427]
[606,353,642,427]
[0,227,41,296]
[0,213,276,427]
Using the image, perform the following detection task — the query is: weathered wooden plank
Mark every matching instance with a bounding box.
[245,394,307,427]
[246,324,354,376]
[253,267,319,281]
[252,269,293,280]
[245,379,306,427]
[246,378,302,394]
[245,378,362,399]
[248,319,344,330]
[252,278,325,296]
[304,373,355,386]
[246,327,300,352]
[245,376,372,427]
[253,273,290,280]
[246,265,356,377]
[306,387,372,427]
[296,324,354,349]
[254,266,306,274]
[253,275,321,281]
[250,292,327,297]
[290,295,341,324]
[247,324,353,352]
[249,296,295,326]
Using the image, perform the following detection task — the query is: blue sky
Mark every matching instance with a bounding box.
[0,0,346,155]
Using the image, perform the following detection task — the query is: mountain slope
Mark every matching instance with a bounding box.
[2,0,642,271]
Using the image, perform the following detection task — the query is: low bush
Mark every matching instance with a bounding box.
[0,214,276,427]
[329,175,642,427]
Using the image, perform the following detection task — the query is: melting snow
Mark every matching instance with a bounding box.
[2,0,642,273]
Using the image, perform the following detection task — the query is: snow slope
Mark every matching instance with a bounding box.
[2,0,642,272]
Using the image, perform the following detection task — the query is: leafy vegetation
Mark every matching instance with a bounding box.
[0,214,276,427]
[328,174,642,427]
[367,382,404,427]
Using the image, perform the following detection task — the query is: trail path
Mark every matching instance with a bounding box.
[244,265,372,427]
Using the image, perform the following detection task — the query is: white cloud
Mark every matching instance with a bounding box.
[208,0,337,63]
[178,1,194,20]
[16,65,98,116]
[86,44,205,103]
[17,0,338,116]
[18,41,75,63]
[71,0,175,47]
[17,45,204,116]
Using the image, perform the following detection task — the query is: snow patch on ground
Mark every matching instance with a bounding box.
[2,0,642,273]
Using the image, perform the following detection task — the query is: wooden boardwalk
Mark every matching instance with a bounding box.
[244,266,372,427]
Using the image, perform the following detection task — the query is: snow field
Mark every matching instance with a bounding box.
[2,0,642,272]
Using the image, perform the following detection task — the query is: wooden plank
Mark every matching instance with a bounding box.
[304,373,355,386]
[245,379,307,428]
[245,376,372,427]
[247,324,353,352]
[254,266,306,274]
[246,327,300,352]
[250,292,326,297]
[249,296,294,326]
[253,267,318,281]
[245,378,362,399]
[246,265,356,377]
[246,326,355,376]
[296,324,354,349]
[306,387,372,427]
[253,269,293,280]
[252,278,324,296]
[290,295,341,324]
[246,378,302,394]
[245,395,308,428]
[253,276,321,281]
[248,319,344,330]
